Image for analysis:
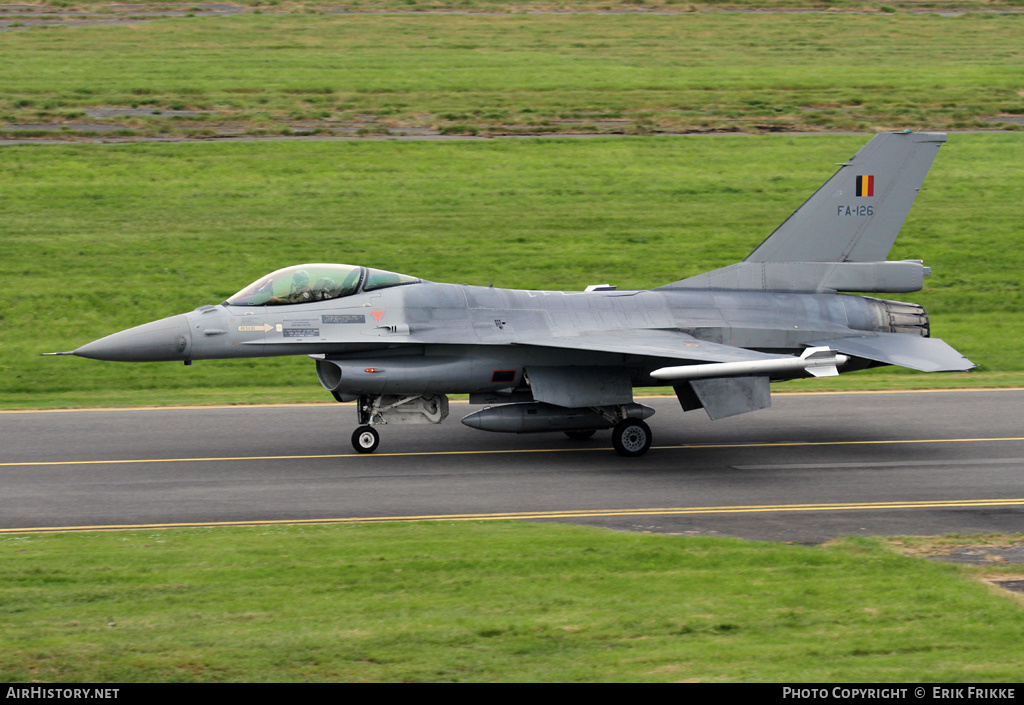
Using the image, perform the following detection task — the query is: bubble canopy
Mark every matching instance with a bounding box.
[225,264,420,307]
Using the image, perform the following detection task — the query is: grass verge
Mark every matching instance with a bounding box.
[2,12,1023,137]
[2,522,1023,682]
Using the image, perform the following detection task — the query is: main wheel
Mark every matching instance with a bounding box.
[612,419,652,457]
[564,429,597,440]
[352,425,380,454]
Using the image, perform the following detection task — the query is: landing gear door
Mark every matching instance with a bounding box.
[526,366,633,408]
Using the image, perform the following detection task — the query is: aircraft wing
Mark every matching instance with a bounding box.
[514,328,975,376]
[513,329,798,420]
[513,328,787,364]
[809,333,975,372]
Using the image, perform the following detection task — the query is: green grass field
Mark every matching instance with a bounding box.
[2,522,1023,682]
[3,5,1024,685]
[2,11,1023,137]
[13,0,1024,10]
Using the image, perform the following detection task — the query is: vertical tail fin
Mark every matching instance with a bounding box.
[659,132,946,293]
[745,131,945,264]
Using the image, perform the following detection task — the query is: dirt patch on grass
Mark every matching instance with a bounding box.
[885,534,1024,596]
[886,534,1024,562]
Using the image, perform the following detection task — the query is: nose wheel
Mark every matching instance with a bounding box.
[352,425,380,454]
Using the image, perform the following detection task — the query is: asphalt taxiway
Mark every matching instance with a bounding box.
[2,389,1022,542]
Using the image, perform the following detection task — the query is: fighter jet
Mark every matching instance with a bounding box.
[50,131,974,456]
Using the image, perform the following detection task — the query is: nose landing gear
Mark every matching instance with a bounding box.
[346,394,450,454]
[351,426,380,454]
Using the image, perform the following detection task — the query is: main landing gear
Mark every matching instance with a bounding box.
[611,418,652,458]
[567,421,653,457]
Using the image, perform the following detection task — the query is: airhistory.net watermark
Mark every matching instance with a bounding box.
[5,689,118,700]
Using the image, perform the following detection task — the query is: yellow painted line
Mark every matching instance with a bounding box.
[0,402,346,414]
[773,387,1024,396]
[0,446,602,467]
[3,436,1024,468]
[4,498,1024,535]
[2,387,1021,414]
[661,437,1024,450]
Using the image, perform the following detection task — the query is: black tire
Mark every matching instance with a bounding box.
[612,419,652,457]
[564,429,597,440]
[352,425,380,454]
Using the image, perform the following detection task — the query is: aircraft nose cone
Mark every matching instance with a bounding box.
[74,314,192,362]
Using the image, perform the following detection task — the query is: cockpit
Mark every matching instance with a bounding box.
[225,264,421,307]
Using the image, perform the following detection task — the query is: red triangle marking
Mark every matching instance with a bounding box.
[371,310,384,322]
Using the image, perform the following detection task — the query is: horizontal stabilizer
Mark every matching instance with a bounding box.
[809,333,975,372]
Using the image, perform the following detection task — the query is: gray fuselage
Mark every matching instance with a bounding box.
[77,281,911,398]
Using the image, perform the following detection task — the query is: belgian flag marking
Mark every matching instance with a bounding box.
[856,174,875,197]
